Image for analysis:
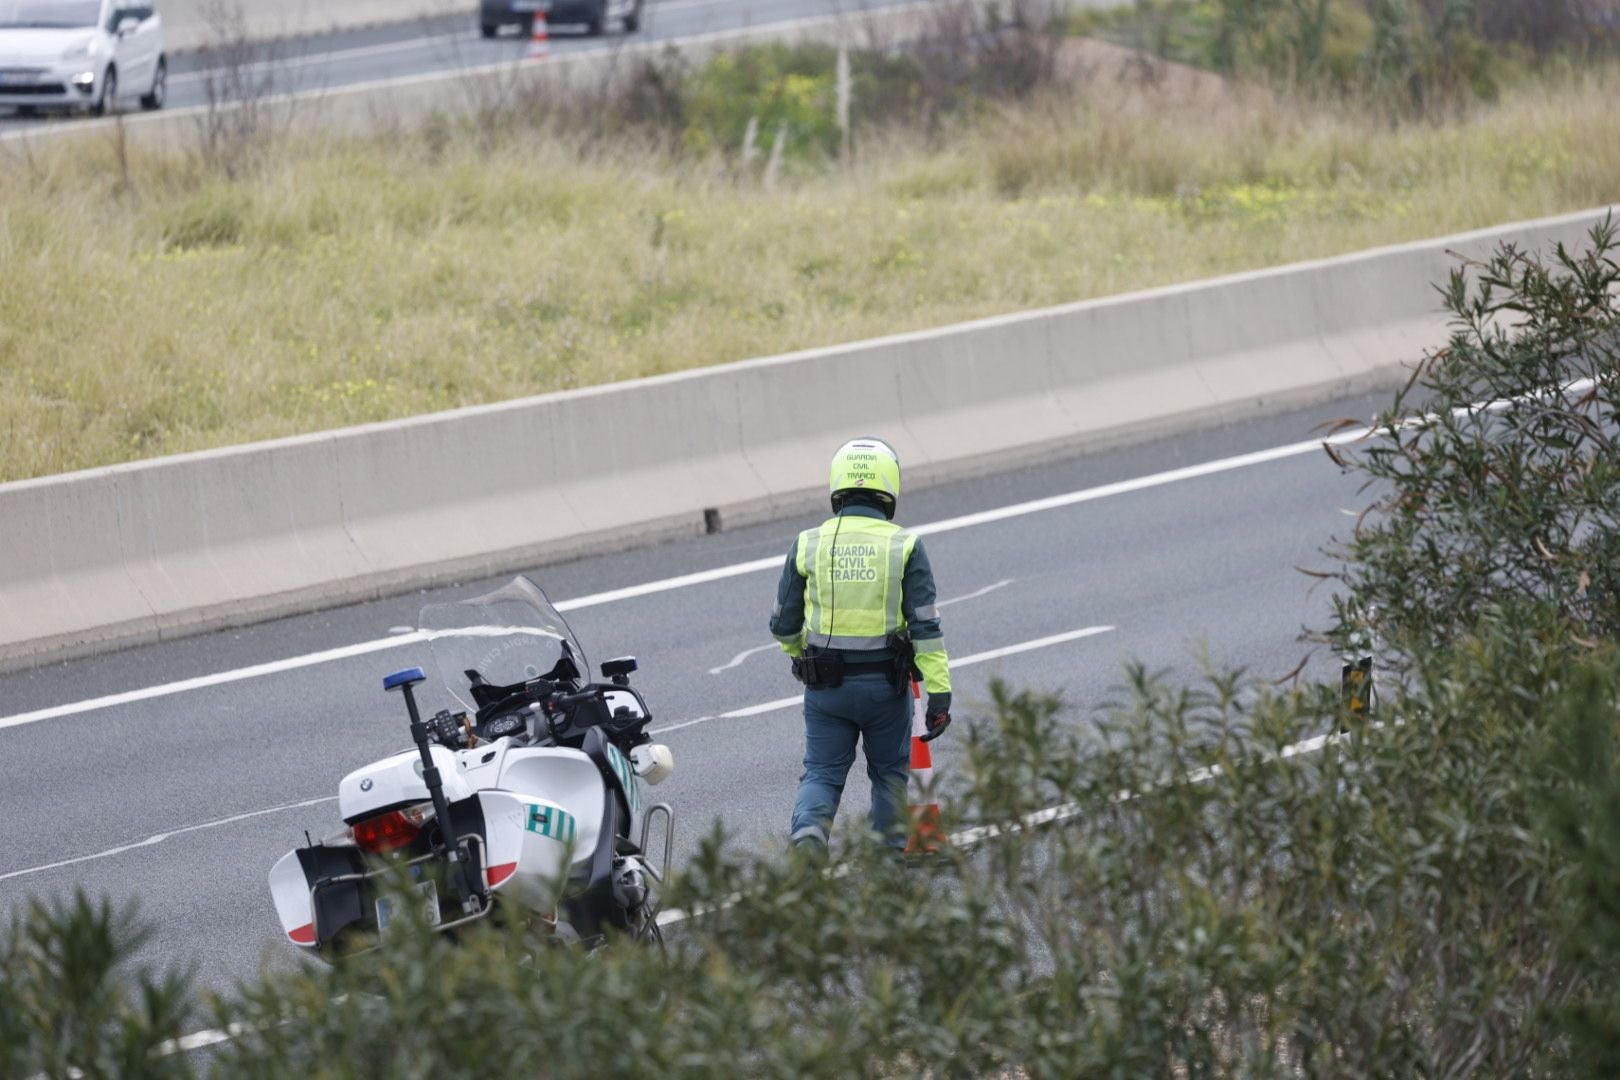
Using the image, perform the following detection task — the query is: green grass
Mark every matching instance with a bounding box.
[1,61,1618,482]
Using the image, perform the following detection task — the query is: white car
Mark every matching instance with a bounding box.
[0,0,164,116]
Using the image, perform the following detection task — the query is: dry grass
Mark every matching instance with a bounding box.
[1,61,1617,481]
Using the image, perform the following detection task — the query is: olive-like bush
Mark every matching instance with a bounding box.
[6,225,1620,1077]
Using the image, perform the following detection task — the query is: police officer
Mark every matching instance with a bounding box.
[769,436,952,852]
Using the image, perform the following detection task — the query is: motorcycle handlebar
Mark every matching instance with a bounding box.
[551,689,599,709]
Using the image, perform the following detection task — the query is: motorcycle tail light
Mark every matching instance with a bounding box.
[352,809,422,854]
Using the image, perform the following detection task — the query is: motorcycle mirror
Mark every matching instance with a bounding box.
[602,656,638,684]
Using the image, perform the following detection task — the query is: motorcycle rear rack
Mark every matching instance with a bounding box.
[639,802,674,883]
[309,834,492,946]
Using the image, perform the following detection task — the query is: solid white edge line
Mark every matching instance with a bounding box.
[9,375,1595,731]
[3,626,1119,882]
[555,556,784,611]
[0,634,425,732]
[0,426,1328,731]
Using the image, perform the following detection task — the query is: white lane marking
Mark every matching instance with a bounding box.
[652,625,1116,735]
[706,573,1017,676]
[937,578,1015,609]
[908,432,1363,540]
[19,373,1588,733]
[555,560,781,611]
[950,626,1115,667]
[0,635,426,732]
[708,643,778,675]
[704,579,1013,675]
[0,625,1114,881]
[388,626,415,635]
[0,425,1348,731]
[0,794,337,886]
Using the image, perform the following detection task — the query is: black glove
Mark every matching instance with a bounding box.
[921,693,951,743]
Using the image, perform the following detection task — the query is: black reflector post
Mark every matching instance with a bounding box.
[1341,655,1375,732]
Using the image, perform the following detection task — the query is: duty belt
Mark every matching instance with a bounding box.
[838,661,895,678]
[792,653,900,690]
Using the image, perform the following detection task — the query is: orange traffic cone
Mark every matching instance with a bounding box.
[526,12,550,59]
[905,679,943,856]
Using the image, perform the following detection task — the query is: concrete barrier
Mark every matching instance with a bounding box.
[0,206,1611,669]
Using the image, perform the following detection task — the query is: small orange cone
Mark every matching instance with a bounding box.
[905,679,943,856]
[526,12,550,59]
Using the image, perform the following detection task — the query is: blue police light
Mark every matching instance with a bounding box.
[383,667,427,692]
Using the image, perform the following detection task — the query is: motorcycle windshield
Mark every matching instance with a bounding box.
[419,576,588,712]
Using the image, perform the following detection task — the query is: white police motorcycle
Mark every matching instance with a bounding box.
[269,576,675,957]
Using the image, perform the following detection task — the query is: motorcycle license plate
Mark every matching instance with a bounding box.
[376,880,440,932]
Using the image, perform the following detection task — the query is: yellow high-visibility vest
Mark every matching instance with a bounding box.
[795,514,915,652]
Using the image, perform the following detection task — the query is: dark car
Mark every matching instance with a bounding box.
[480,0,642,37]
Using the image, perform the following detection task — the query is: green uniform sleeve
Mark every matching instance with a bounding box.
[901,538,951,697]
[769,536,806,658]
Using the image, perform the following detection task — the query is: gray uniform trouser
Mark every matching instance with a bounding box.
[789,673,911,850]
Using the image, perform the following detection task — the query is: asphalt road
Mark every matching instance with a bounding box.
[0,0,929,134]
[0,389,1391,995]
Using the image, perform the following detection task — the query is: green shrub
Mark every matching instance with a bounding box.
[620,20,1058,166]
[1325,216,1620,660]
[0,893,194,1079]
[1541,663,1620,1072]
[8,633,1613,1076]
[1088,0,1615,111]
[7,185,1620,1080]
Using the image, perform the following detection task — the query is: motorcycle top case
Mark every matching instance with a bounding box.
[338,743,472,823]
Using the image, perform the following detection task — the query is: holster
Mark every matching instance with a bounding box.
[791,651,845,689]
[888,633,922,687]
